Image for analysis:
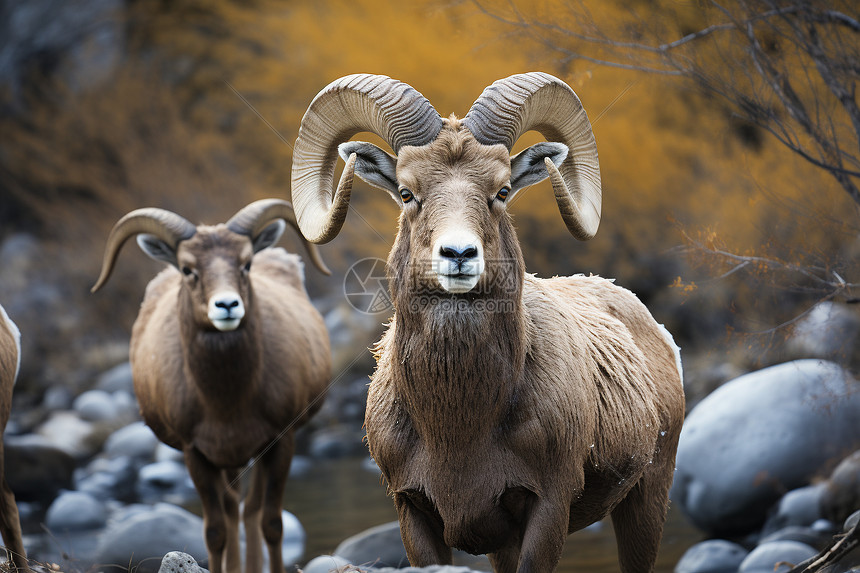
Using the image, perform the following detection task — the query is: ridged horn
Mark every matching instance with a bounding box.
[464,72,602,240]
[92,209,197,292]
[291,74,443,244]
[226,198,331,275]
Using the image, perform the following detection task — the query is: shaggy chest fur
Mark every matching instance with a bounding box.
[365,274,677,554]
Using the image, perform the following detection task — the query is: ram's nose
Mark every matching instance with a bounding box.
[438,244,479,267]
[432,230,485,294]
[208,291,245,331]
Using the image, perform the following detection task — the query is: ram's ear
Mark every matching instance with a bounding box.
[509,142,569,198]
[251,220,286,253]
[136,234,179,268]
[338,141,399,202]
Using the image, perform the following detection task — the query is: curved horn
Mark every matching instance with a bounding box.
[463,72,601,240]
[291,74,443,244]
[226,198,331,275]
[92,209,196,292]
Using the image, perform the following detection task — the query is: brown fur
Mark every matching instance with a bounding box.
[364,121,685,572]
[129,225,330,573]
[0,306,27,572]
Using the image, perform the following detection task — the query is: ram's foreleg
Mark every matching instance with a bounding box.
[394,492,452,567]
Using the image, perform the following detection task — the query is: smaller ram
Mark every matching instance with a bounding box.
[0,303,27,572]
[92,199,331,573]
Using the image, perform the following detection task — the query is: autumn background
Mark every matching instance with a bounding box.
[0,0,858,570]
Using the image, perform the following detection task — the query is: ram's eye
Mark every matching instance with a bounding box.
[242,261,251,273]
[399,188,414,204]
[182,266,194,276]
[496,187,510,202]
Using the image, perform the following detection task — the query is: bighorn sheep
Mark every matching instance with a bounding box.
[0,304,27,572]
[92,199,331,573]
[291,73,685,573]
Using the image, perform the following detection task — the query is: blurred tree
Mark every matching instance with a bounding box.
[472,0,859,312]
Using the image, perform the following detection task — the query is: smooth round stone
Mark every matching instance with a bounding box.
[73,389,120,422]
[136,460,195,504]
[335,521,409,568]
[104,421,159,460]
[94,503,208,573]
[36,411,98,459]
[672,360,860,536]
[96,361,134,393]
[45,490,107,532]
[761,484,825,537]
[675,539,749,573]
[303,555,350,573]
[739,541,818,573]
[821,450,860,525]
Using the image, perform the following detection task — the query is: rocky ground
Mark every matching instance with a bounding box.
[2,302,860,573]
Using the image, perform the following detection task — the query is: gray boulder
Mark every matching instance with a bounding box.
[73,389,121,422]
[35,411,99,459]
[738,540,817,573]
[96,361,134,394]
[821,450,860,525]
[672,360,860,536]
[45,490,107,532]
[136,460,196,504]
[93,503,209,573]
[4,433,75,503]
[75,454,137,501]
[104,421,159,461]
[675,539,749,573]
[761,484,826,538]
[334,521,409,568]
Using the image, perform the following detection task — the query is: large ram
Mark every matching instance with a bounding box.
[92,199,331,573]
[291,73,685,573]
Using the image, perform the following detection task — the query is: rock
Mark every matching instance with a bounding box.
[279,509,305,566]
[845,510,860,532]
[761,484,826,537]
[76,455,137,501]
[811,519,839,534]
[821,450,860,525]
[73,389,120,422]
[334,521,409,568]
[104,421,159,461]
[112,390,140,419]
[675,539,749,573]
[42,385,74,410]
[96,361,134,393]
[35,410,99,458]
[45,490,107,532]
[288,454,312,478]
[94,503,209,573]
[303,557,483,573]
[4,434,75,503]
[154,442,184,463]
[304,555,352,573]
[759,525,832,551]
[786,302,860,366]
[159,551,208,573]
[672,360,860,536]
[738,540,818,573]
[136,460,196,504]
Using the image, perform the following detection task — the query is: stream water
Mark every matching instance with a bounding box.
[283,457,702,572]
